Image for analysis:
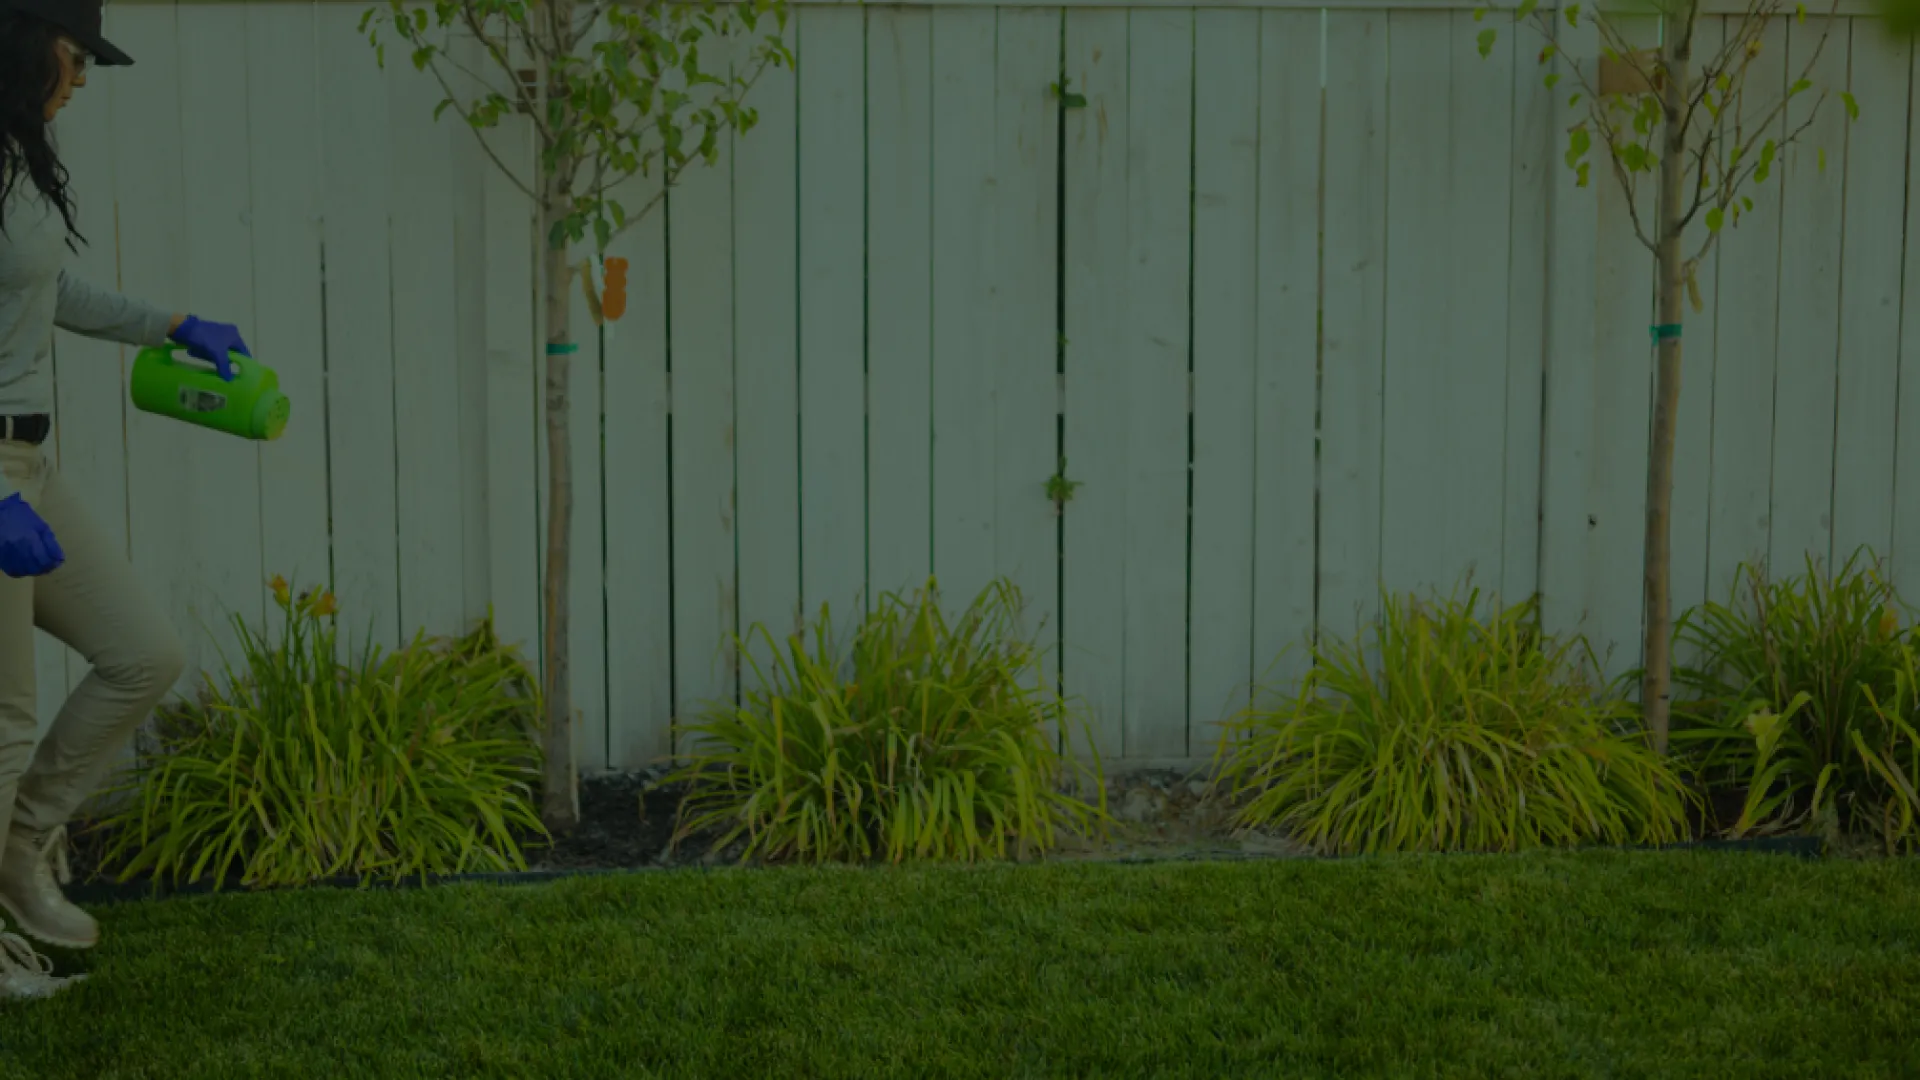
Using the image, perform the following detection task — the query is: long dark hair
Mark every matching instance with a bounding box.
[0,10,85,250]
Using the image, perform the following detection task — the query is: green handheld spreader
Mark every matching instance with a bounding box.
[130,344,291,442]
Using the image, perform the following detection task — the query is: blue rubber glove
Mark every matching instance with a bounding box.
[168,316,252,382]
[0,495,63,579]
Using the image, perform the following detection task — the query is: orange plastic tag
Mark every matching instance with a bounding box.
[602,257,629,322]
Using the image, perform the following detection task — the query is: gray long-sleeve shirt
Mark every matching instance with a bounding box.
[0,182,175,501]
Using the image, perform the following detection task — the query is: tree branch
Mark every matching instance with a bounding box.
[452,7,555,143]
[424,58,540,201]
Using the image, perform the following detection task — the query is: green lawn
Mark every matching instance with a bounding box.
[6,852,1919,1079]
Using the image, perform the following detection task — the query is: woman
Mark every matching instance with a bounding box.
[1,0,254,998]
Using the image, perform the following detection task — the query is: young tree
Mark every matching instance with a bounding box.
[1474,0,1857,753]
[362,0,792,829]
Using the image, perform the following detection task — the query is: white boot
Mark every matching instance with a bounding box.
[0,921,83,1000]
[0,826,98,950]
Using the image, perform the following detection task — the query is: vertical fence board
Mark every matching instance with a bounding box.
[482,117,541,677]
[1382,10,1513,600]
[1896,43,1920,597]
[111,6,200,693]
[449,39,493,628]
[570,277,610,773]
[867,9,936,603]
[318,6,401,656]
[930,8,1000,606]
[1584,15,1658,680]
[798,8,870,630]
[1250,11,1321,699]
[1380,10,1453,598]
[994,8,1062,713]
[603,168,675,769]
[1707,18,1788,602]
[1123,8,1193,759]
[1444,8,1515,597]
[1771,17,1850,573]
[178,4,266,665]
[248,4,333,626]
[668,136,740,743]
[1669,19,1725,639]
[1061,8,1130,763]
[1537,12,1600,642]
[734,47,801,665]
[1318,10,1390,643]
[388,48,469,639]
[1834,28,1910,569]
[1189,8,1261,735]
[565,248,610,774]
[1503,12,1551,611]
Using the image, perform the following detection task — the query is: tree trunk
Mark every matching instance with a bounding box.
[1642,29,1693,756]
[540,207,580,831]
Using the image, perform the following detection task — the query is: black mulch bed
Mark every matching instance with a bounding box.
[55,768,1824,906]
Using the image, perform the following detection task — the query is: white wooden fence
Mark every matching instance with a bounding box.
[35,0,1920,774]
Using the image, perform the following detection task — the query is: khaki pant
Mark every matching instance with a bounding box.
[0,441,184,846]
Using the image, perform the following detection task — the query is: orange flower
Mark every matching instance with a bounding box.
[312,591,339,618]
[269,574,290,608]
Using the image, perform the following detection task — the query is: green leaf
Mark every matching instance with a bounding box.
[1545,72,1562,89]
[1576,161,1591,188]
[1742,195,1754,212]
[433,98,454,123]
[1706,206,1725,232]
[1516,0,1539,18]
[1052,77,1089,110]
[1842,91,1860,120]
[1473,6,1488,20]
[1789,78,1812,97]
[1565,126,1591,170]
[1478,27,1498,58]
[1819,146,1827,172]
[1565,3,1580,26]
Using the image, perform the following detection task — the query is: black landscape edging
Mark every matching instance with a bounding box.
[64,864,702,907]
[64,834,1827,907]
[1666,835,1825,858]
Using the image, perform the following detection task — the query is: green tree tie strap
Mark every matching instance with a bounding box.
[1650,324,1683,342]
[546,343,580,355]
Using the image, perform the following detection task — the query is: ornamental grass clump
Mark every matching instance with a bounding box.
[90,577,547,890]
[665,578,1112,865]
[1209,589,1693,855]
[1672,551,1920,851]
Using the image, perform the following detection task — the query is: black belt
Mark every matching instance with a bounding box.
[0,415,51,445]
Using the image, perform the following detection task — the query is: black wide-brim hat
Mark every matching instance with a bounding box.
[4,0,134,66]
